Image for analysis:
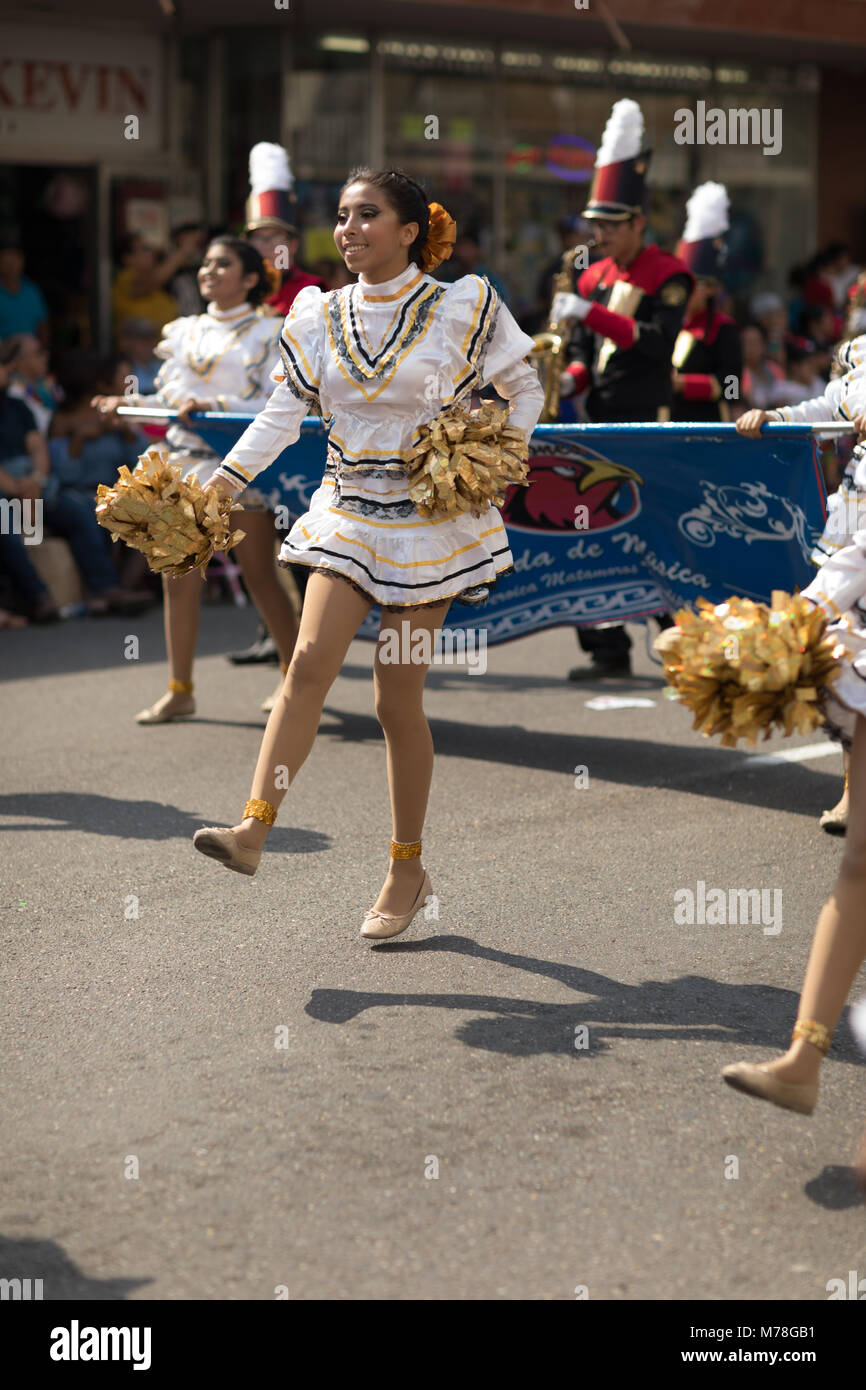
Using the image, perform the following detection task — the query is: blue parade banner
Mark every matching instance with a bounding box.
[151,414,831,647]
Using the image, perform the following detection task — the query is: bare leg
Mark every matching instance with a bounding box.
[369,600,452,916]
[821,747,850,826]
[230,571,373,848]
[137,568,202,719]
[234,511,299,667]
[761,714,866,1083]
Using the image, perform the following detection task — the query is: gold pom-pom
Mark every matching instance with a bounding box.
[654,590,846,747]
[95,447,244,579]
[406,400,531,520]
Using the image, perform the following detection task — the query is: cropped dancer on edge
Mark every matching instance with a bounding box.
[727,365,866,1112]
[192,168,544,938]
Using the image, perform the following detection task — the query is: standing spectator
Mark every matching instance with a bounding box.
[117,318,162,395]
[0,241,50,345]
[798,304,838,376]
[438,228,510,305]
[166,224,208,316]
[533,215,596,335]
[111,234,181,337]
[739,321,785,408]
[1,334,62,434]
[773,338,826,406]
[749,291,787,366]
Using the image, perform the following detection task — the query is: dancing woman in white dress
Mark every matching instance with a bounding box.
[192,169,544,938]
[93,237,299,723]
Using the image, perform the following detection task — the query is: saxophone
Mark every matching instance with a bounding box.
[530,239,595,423]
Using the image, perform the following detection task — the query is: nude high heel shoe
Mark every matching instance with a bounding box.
[192,799,276,877]
[361,838,431,940]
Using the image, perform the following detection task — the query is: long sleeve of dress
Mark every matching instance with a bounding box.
[802,527,866,620]
[460,276,545,438]
[210,378,314,489]
[770,377,843,423]
[210,288,323,490]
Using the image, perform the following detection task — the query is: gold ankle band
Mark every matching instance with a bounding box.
[391,838,421,859]
[244,798,277,827]
[169,678,193,694]
[280,663,289,675]
[792,1019,832,1054]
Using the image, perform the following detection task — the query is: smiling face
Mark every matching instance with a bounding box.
[198,242,258,309]
[334,182,419,282]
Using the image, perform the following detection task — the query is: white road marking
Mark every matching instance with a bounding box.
[739,742,841,770]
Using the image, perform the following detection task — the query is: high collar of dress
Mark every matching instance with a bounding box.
[357,262,424,302]
[207,301,255,322]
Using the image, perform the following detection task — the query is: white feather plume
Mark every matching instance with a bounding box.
[595,99,644,167]
[682,182,729,242]
[249,142,294,194]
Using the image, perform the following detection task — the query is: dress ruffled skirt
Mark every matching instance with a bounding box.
[276,467,514,609]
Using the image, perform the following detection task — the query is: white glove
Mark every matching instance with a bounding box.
[551,292,592,325]
[559,371,577,399]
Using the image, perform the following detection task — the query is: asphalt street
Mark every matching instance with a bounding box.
[2,605,865,1301]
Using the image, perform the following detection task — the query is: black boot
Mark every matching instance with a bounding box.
[227,623,279,665]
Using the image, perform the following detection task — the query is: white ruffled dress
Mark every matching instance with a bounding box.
[146,302,282,510]
[772,339,866,745]
[211,262,545,608]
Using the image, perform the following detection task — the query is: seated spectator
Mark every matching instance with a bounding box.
[740,321,785,408]
[50,352,147,494]
[111,234,181,338]
[1,333,62,433]
[117,318,161,395]
[0,240,50,344]
[0,355,150,617]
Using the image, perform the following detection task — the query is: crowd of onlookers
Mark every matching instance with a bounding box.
[1,222,864,630]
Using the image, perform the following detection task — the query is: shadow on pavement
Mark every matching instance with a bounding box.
[312,706,843,818]
[0,1235,151,1299]
[804,1166,865,1209]
[0,792,327,851]
[306,934,866,1066]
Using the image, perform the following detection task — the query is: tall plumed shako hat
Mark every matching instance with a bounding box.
[584,99,651,221]
[245,143,297,236]
[676,181,729,279]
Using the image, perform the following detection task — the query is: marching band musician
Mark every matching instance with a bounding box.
[670,182,742,424]
[553,99,693,680]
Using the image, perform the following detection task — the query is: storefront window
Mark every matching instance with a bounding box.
[285,33,371,271]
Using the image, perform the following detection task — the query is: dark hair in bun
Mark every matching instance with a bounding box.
[340,168,431,269]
